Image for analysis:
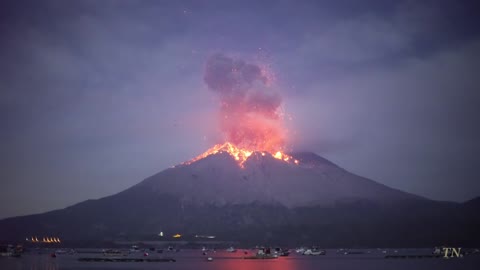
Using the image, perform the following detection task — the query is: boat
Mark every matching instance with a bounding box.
[273,247,290,256]
[201,246,214,253]
[129,245,140,253]
[226,247,237,252]
[244,247,278,259]
[303,248,326,256]
[295,247,306,254]
[55,249,67,255]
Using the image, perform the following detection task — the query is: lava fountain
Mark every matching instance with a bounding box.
[186,142,299,167]
[186,53,297,167]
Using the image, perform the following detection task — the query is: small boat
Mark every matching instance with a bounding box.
[55,249,67,255]
[226,247,237,253]
[129,245,140,253]
[274,247,290,256]
[303,248,326,256]
[244,247,278,259]
[295,247,306,254]
[207,257,213,261]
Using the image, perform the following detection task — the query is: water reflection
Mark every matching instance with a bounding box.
[0,255,58,270]
[29,255,58,270]
[213,252,297,270]
[29,261,58,270]
[1,249,478,270]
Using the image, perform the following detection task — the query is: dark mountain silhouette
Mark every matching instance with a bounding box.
[0,152,478,247]
[463,196,480,208]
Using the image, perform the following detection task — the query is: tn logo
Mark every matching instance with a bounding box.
[442,247,462,258]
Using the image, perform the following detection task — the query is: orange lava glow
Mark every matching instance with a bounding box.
[185,142,298,167]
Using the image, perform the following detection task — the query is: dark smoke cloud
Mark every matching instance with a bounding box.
[204,53,285,150]
[204,53,267,96]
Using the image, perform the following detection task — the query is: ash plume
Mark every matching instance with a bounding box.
[204,53,285,151]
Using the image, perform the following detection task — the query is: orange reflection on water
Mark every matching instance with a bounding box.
[217,252,296,270]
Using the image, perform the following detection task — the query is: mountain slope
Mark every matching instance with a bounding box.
[0,152,478,247]
[136,152,425,208]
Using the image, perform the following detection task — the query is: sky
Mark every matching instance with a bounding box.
[1,0,479,219]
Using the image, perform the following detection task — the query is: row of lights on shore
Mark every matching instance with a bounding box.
[158,232,216,239]
[158,231,182,238]
[26,237,61,243]
[26,233,215,242]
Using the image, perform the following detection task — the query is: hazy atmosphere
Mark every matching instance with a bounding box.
[1,0,479,219]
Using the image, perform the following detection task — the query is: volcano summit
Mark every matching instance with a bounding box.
[147,144,422,208]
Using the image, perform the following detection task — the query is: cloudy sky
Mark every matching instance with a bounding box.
[1,0,479,218]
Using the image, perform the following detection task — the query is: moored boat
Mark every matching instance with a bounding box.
[303,248,326,256]
[244,247,279,259]
[226,246,237,252]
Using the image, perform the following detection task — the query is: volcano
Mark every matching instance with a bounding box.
[1,148,479,247]
[140,149,423,208]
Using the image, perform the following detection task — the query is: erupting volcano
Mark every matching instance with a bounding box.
[2,53,477,248]
[190,54,296,167]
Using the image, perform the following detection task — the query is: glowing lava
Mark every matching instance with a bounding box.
[185,142,298,167]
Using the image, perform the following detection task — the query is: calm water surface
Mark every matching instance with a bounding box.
[1,249,479,270]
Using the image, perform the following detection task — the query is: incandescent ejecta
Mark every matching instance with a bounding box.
[190,54,295,166]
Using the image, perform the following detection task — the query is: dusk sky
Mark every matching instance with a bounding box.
[1,0,479,219]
